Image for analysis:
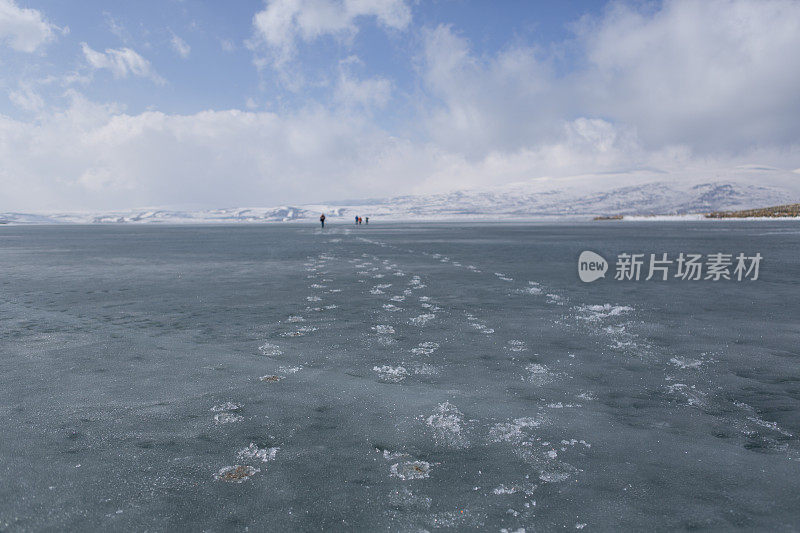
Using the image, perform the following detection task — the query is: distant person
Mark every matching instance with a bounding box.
[365,217,369,225]
[320,213,325,228]
[358,216,362,225]
[355,215,359,225]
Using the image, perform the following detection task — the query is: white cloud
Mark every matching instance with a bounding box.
[2,0,800,212]
[171,33,190,58]
[2,90,796,212]
[334,59,392,109]
[419,0,800,160]
[334,73,392,109]
[250,0,411,67]
[0,93,408,210]
[8,83,44,112]
[0,0,58,52]
[578,0,800,151]
[81,43,165,84]
[103,12,130,43]
[420,25,564,156]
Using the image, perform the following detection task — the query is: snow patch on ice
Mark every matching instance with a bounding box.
[489,417,543,444]
[214,465,259,483]
[280,326,317,337]
[211,402,242,412]
[214,412,244,424]
[237,443,279,463]
[426,402,469,448]
[411,341,440,356]
[525,363,555,384]
[411,363,439,376]
[258,343,283,357]
[670,357,703,369]
[373,365,409,383]
[390,460,432,480]
[575,304,633,322]
[507,340,528,352]
[410,313,436,327]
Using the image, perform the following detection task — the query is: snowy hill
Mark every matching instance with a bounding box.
[2,167,799,224]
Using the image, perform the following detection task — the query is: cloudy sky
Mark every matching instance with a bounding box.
[1,0,799,211]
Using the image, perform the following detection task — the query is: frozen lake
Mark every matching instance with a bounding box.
[1,222,799,531]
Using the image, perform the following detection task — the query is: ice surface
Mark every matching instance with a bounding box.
[1,222,799,531]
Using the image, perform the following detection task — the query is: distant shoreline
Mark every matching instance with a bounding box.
[3,204,800,226]
[595,203,800,221]
[1,214,799,226]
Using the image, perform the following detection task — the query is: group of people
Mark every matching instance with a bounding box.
[318,214,369,228]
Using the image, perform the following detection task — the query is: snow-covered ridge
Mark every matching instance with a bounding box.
[3,169,800,224]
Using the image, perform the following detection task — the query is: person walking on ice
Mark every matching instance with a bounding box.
[319,213,325,228]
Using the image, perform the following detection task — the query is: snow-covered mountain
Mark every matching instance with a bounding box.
[2,167,799,224]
